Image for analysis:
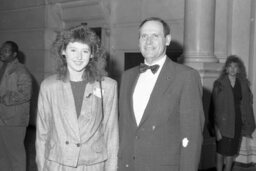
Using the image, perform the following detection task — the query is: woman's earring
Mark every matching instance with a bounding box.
[89,55,94,62]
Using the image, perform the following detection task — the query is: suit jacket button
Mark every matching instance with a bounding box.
[76,143,80,147]
[133,156,135,160]
[65,141,69,145]
[125,164,129,167]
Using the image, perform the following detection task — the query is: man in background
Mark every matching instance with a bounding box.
[0,41,32,171]
[118,17,205,171]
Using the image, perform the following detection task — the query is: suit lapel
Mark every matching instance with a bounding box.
[138,58,176,127]
[127,67,141,127]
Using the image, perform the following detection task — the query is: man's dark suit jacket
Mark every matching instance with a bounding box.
[118,57,205,171]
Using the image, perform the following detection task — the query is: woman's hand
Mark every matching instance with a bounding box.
[215,127,222,141]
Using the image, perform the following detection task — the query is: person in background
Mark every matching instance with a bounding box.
[118,17,205,171]
[36,25,119,171]
[0,41,32,171]
[212,55,255,171]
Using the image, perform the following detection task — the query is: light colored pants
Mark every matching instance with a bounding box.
[0,126,27,171]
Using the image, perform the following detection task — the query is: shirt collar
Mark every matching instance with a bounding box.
[144,55,166,67]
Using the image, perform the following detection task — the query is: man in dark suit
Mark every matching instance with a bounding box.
[118,17,205,171]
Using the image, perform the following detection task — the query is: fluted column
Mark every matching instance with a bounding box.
[183,0,218,63]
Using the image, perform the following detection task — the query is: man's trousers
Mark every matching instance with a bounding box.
[0,126,27,171]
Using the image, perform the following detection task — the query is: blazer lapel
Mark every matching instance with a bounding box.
[77,82,99,141]
[138,58,176,127]
[79,82,94,121]
[62,81,80,138]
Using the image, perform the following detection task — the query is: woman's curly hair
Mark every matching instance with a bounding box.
[52,25,107,82]
[220,55,247,80]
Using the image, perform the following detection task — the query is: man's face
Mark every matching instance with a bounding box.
[139,20,171,64]
[0,43,16,62]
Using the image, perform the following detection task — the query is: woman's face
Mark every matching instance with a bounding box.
[226,62,239,77]
[62,41,92,74]
[139,20,171,64]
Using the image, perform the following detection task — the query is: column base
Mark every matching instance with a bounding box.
[180,53,219,63]
[183,61,223,80]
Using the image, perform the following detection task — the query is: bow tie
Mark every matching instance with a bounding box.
[139,63,160,74]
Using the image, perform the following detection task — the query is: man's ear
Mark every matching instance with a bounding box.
[165,34,171,46]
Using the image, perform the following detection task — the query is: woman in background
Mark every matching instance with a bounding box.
[212,55,255,171]
[36,25,118,171]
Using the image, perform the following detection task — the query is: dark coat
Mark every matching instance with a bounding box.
[118,57,205,171]
[213,75,255,138]
[0,59,32,126]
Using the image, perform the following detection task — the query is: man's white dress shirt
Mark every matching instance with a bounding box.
[133,56,166,125]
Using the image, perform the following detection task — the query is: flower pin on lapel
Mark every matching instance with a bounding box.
[182,137,189,148]
[93,87,104,98]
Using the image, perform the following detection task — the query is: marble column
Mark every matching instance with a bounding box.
[183,0,218,63]
[183,0,222,169]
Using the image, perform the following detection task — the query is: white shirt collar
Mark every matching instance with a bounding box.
[144,55,166,74]
[144,55,166,67]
